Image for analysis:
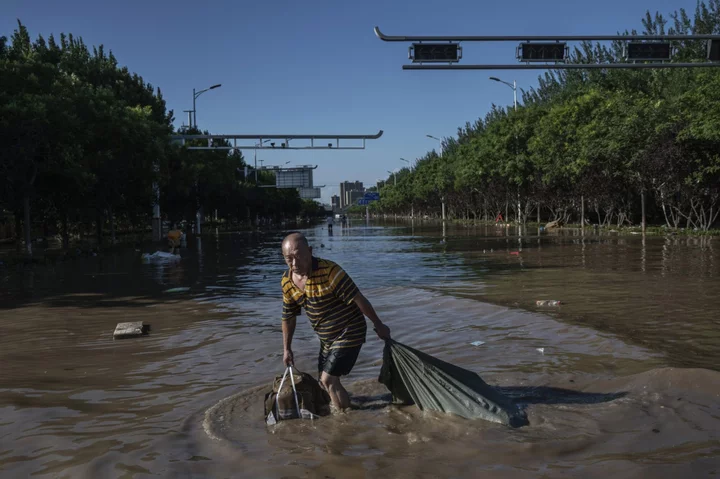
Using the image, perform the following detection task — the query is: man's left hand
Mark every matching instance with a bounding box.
[374,322,391,340]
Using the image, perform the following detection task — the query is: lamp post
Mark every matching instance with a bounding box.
[191,83,221,237]
[489,76,520,228]
[426,134,446,221]
[192,84,221,128]
[387,170,397,186]
[489,77,517,111]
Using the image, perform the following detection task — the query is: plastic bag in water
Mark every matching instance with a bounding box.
[379,339,528,427]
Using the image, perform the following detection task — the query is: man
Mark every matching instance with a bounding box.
[280,232,390,411]
[326,215,333,232]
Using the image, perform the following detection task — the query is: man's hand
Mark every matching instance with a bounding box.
[283,349,294,366]
[374,322,391,340]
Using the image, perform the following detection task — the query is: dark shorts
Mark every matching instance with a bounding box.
[318,345,362,377]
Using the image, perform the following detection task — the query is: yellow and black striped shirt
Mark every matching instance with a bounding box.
[281,257,367,350]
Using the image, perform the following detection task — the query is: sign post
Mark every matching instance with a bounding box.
[358,192,381,223]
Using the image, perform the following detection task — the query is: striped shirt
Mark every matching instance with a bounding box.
[281,257,367,350]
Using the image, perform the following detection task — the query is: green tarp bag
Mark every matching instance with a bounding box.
[379,339,528,428]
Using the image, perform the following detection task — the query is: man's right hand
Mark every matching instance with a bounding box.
[283,349,294,366]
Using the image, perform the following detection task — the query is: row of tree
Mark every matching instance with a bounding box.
[0,21,320,255]
[372,2,720,231]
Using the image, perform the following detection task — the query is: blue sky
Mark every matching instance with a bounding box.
[2,0,698,204]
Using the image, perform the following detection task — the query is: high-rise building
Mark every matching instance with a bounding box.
[331,195,340,212]
[339,181,364,208]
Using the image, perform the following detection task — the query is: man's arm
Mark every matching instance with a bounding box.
[281,275,301,366]
[353,293,391,339]
[282,316,296,365]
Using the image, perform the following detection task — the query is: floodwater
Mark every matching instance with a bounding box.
[1,221,719,478]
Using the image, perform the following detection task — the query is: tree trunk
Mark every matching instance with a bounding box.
[23,193,32,255]
[641,189,646,233]
[14,210,22,250]
[537,201,541,224]
[96,210,103,246]
[109,206,116,244]
[62,214,70,249]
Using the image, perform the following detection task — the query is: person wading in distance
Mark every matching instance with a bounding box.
[280,232,391,411]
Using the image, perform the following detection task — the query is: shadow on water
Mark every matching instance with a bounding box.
[351,387,628,416]
[496,386,627,407]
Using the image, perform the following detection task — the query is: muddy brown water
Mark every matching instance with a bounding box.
[1,221,719,478]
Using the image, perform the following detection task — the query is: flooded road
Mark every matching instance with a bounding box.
[1,221,719,478]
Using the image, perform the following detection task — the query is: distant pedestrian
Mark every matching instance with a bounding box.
[167,224,182,254]
[327,215,333,232]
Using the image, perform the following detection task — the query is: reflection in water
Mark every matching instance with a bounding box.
[0,221,719,477]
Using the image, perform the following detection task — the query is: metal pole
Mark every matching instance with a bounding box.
[403,63,720,70]
[438,138,447,222]
[192,88,196,128]
[513,80,517,111]
[196,180,201,236]
[254,148,258,184]
[152,162,161,242]
[373,26,720,42]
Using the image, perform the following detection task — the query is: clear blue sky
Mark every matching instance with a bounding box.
[2,0,698,204]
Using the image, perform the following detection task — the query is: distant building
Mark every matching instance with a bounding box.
[339,181,364,208]
[348,190,365,207]
[331,195,341,212]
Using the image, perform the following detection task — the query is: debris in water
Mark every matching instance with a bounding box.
[536,300,562,306]
[113,321,150,339]
[536,348,545,354]
[470,341,485,347]
[164,287,190,293]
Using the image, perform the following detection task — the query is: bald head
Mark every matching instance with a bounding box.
[282,232,309,250]
[282,232,313,276]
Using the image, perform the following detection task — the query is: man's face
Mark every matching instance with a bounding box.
[282,239,312,276]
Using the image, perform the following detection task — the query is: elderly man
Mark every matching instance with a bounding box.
[280,232,391,411]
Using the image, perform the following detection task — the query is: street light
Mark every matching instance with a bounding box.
[192,83,222,127]
[400,157,410,167]
[490,76,520,226]
[489,76,517,111]
[426,134,443,149]
[387,170,397,186]
[426,134,446,221]
[190,82,221,237]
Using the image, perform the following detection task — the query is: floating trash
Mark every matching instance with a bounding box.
[536,300,562,306]
[164,287,190,293]
[470,341,485,347]
[142,251,181,262]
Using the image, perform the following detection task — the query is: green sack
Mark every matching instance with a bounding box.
[379,339,528,427]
